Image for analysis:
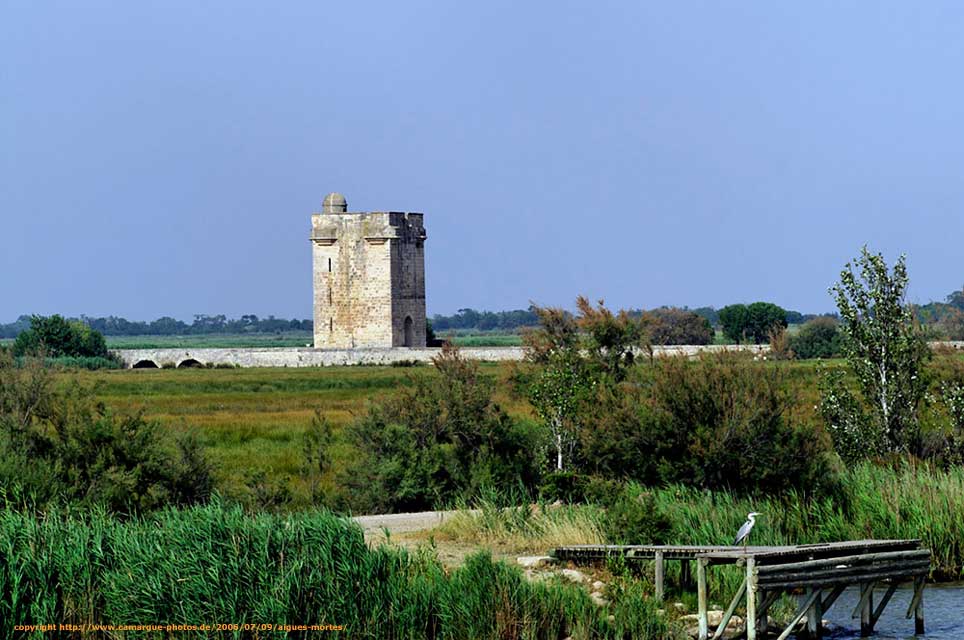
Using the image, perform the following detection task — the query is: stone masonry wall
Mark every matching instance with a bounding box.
[116,344,777,369]
[390,213,427,347]
[116,342,964,369]
[311,209,426,348]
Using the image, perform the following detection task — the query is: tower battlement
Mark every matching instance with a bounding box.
[310,193,427,349]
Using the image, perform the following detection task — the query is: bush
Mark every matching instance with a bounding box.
[390,358,423,367]
[790,316,844,359]
[602,485,670,545]
[642,352,839,495]
[340,344,540,513]
[0,354,214,513]
[539,471,589,503]
[642,308,713,345]
[937,307,964,340]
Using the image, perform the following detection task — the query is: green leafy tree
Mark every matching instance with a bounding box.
[13,315,108,358]
[523,298,647,472]
[822,247,930,460]
[719,304,749,343]
[574,296,649,381]
[745,302,788,343]
[947,286,964,311]
[719,303,787,344]
[528,350,593,470]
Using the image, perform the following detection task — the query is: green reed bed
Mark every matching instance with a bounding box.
[654,463,964,580]
[642,462,964,602]
[438,464,964,606]
[0,502,677,640]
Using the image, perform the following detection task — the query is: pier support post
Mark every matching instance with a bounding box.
[906,575,925,634]
[804,588,822,639]
[680,559,692,589]
[697,557,709,640]
[745,557,757,640]
[757,589,781,634]
[858,583,874,636]
[654,550,664,601]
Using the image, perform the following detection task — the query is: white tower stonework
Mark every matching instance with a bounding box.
[311,192,427,348]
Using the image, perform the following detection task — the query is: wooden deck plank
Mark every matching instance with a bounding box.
[551,539,921,564]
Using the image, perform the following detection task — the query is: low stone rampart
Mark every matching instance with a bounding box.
[115,344,765,369]
[118,346,526,369]
[114,341,964,369]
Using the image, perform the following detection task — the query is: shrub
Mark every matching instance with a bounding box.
[643,352,839,495]
[0,355,214,513]
[341,344,540,513]
[602,485,670,545]
[937,307,964,340]
[790,316,843,359]
[642,308,713,345]
[767,325,794,360]
[390,358,422,367]
[539,471,589,503]
[574,296,649,381]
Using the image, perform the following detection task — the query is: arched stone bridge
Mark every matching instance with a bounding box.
[113,344,784,369]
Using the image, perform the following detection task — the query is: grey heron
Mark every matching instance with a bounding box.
[734,512,761,548]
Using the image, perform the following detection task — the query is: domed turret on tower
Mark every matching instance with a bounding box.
[322,192,347,213]
[310,191,427,349]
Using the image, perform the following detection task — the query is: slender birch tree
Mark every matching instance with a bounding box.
[823,247,929,459]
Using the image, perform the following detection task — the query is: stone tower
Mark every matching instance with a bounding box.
[310,192,427,349]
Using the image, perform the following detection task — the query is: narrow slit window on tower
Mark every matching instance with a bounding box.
[329,318,333,332]
[328,288,332,304]
[328,258,331,272]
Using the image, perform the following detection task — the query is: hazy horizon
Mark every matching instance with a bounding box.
[3,2,962,322]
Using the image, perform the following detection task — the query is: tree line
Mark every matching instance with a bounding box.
[3,284,960,342]
[0,314,312,339]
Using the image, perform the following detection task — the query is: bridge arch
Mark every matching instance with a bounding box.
[177,358,204,369]
[132,359,159,369]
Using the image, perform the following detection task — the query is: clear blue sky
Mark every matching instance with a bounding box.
[2,1,962,322]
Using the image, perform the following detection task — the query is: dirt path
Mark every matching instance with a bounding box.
[352,509,486,566]
[352,509,469,535]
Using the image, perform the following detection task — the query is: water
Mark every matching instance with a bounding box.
[815,582,963,639]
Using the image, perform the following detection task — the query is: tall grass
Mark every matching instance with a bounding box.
[437,496,607,552]
[438,464,964,602]
[654,463,964,579]
[0,502,678,639]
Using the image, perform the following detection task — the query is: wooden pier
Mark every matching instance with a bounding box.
[552,539,929,639]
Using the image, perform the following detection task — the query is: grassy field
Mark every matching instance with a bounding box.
[104,332,314,349]
[72,363,533,509]
[95,332,525,349]
[69,352,963,510]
